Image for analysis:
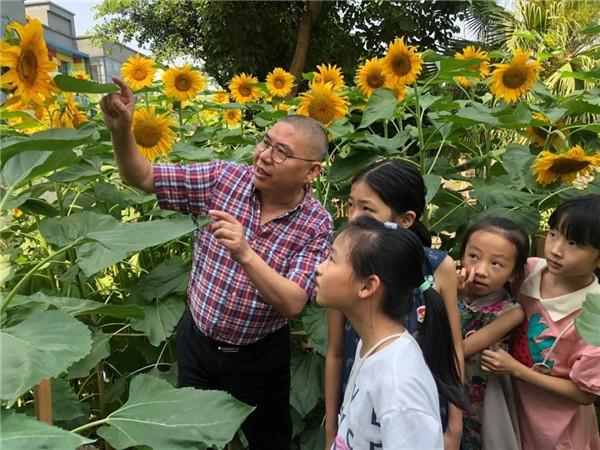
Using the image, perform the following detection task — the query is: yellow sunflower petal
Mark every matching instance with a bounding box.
[297,82,348,125]
[72,70,90,80]
[266,67,294,97]
[222,108,242,126]
[382,37,422,86]
[531,146,599,186]
[131,107,176,161]
[490,49,541,103]
[355,58,387,97]
[312,64,345,91]
[454,46,490,87]
[121,54,156,90]
[229,73,261,104]
[162,64,206,102]
[212,91,229,104]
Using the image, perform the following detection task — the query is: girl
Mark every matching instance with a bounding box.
[324,160,465,449]
[316,216,454,449]
[483,195,600,450]
[457,217,529,450]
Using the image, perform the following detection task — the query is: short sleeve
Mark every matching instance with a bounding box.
[570,351,600,396]
[381,408,444,449]
[153,160,228,215]
[286,223,332,300]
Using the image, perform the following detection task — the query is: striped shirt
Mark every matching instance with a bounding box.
[154,160,332,345]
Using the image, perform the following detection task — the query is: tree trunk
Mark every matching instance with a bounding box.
[289,0,323,96]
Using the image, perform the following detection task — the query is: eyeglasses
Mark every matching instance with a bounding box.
[255,136,320,164]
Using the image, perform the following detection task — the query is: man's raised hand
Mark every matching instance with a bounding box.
[100,77,135,135]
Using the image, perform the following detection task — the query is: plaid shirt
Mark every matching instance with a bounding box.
[154,160,333,345]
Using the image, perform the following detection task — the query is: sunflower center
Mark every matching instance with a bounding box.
[239,84,252,97]
[502,67,527,89]
[273,78,285,89]
[531,127,548,140]
[391,54,411,76]
[18,48,38,86]
[175,75,191,91]
[366,72,385,88]
[308,98,333,124]
[134,68,147,80]
[549,158,590,174]
[133,120,162,148]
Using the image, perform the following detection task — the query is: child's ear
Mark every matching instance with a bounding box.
[397,210,417,229]
[358,275,381,299]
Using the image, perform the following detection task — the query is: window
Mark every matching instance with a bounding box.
[59,60,69,74]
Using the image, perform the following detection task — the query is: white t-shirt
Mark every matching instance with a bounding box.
[332,332,443,450]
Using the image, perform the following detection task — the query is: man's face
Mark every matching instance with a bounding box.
[252,122,321,195]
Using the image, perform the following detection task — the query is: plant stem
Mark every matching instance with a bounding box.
[413,84,426,175]
[178,102,184,140]
[0,239,83,315]
[71,418,108,434]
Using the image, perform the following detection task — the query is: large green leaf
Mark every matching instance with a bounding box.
[359,88,398,129]
[52,377,89,422]
[0,124,99,165]
[362,129,410,154]
[6,292,145,319]
[130,297,185,346]
[0,412,94,450]
[54,74,119,93]
[575,293,600,346]
[68,329,112,379]
[471,182,542,208]
[328,149,380,183]
[302,303,327,357]
[423,174,442,204]
[501,144,536,190]
[97,374,254,450]
[477,206,541,236]
[0,310,92,400]
[290,351,324,416]
[136,258,190,301]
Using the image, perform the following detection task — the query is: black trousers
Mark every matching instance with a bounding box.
[176,309,292,450]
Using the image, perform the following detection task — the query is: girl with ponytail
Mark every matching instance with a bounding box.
[324,160,465,449]
[317,217,464,449]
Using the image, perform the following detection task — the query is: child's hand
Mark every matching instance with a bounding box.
[457,267,475,298]
[481,348,522,376]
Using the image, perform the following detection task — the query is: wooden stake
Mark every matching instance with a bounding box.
[33,378,53,425]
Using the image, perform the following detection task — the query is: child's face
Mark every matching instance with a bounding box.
[315,235,358,310]
[544,229,600,279]
[348,181,395,224]
[461,230,517,297]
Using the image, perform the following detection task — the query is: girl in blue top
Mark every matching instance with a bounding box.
[324,160,465,450]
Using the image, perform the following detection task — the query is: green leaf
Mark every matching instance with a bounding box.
[0,310,92,400]
[52,378,88,421]
[477,205,541,236]
[68,329,112,379]
[575,293,600,346]
[327,119,355,140]
[130,297,185,346]
[48,157,102,183]
[434,57,483,82]
[97,374,254,450]
[172,142,219,162]
[0,412,94,450]
[301,303,327,357]
[423,174,442,204]
[136,258,190,300]
[501,144,535,190]
[290,351,324,416]
[54,74,119,93]
[18,198,61,217]
[363,129,410,154]
[471,182,542,208]
[299,426,325,450]
[328,149,380,183]
[0,124,100,165]
[359,88,398,129]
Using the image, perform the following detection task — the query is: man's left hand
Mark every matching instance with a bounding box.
[209,210,253,264]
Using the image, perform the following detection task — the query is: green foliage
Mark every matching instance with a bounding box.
[575,293,600,346]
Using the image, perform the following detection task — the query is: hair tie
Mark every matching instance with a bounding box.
[418,275,434,293]
[383,221,398,230]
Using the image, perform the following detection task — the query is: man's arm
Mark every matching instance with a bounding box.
[100,77,155,193]
[209,209,326,317]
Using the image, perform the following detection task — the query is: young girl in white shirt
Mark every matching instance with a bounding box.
[316,216,463,449]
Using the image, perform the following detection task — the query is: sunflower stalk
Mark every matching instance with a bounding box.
[413,84,426,176]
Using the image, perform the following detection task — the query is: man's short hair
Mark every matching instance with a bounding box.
[279,115,329,161]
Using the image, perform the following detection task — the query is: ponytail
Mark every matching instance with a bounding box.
[417,287,468,411]
[409,220,432,247]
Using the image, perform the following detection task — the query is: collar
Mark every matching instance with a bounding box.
[250,182,311,218]
[465,287,510,311]
[520,259,599,321]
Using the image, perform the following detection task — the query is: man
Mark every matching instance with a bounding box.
[100,78,332,449]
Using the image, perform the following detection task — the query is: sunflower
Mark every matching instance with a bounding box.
[382,37,422,86]
[212,91,229,104]
[355,58,387,97]
[297,82,348,125]
[55,94,87,129]
[0,18,58,105]
[11,208,24,218]
[131,107,176,161]
[163,65,206,102]
[223,108,242,126]
[72,70,90,80]
[387,82,408,101]
[490,49,541,103]
[277,102,291,111]
[312,64,345,90]
[526,112,568,149]
[120,54,156,90]
[531,146,600,186]
[229,73,261,104]
[266,67,294,97]
[454,46,490,87]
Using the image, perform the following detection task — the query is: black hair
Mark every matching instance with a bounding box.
[460,217,531,291]
[279,115,329,161]
[549,194,600,279]
[342,216,467,410]
[351,159,432,247]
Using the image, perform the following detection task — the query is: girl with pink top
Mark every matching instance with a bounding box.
[482,194,600,450]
